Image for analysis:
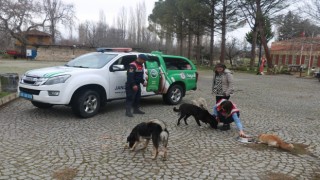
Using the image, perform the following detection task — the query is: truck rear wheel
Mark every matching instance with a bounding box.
[72,89,100,118]
[163,84,183,105]
[31,101,53,108]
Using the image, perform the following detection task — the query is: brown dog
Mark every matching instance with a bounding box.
[258,134,294,151]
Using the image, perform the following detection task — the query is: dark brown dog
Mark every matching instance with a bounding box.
[173,103,218,129]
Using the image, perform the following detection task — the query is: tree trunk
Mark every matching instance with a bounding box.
[209,0,215,67]
[51,23,55,44]
[256,0,272,69]
[196,34,201,64]
[210,25,214,66]
[188,30,192,59]
[250,25,257,70]
[220,0,227,64]
[179,35,183,56]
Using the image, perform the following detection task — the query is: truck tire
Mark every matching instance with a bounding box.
[31,101,53,108]
[72,89,100,118]
[163,84,183,105]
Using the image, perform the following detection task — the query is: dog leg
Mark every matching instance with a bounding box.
[141,139,150,150]
[183,115,190,125]
[177,115,184,125]
[195,118,201,126]
[122,144,129,153]
[162,147,168,161]
[152,146,158,160]
[130,141,139,151]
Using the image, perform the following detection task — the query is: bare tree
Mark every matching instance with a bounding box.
[300,0,320,25]
[225,37,241,65]
[135,2,147,46]
[78,21,98,47]
[238,0,258,70]
[117,6,127,45]
[0,26,12,49]
[239,0,291,70]
[217,0,239,64]
[127,7,137,45]
[42,0,75,44]
[96,10,109,47]
[0,0,49,54]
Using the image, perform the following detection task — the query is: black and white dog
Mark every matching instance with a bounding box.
[173,103,218,129]
[125,119,169,160]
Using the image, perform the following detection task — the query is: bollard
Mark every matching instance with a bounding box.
[0,73,19,92]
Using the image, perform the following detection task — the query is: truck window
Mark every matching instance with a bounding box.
[163,57,192,70]
[111,55,137,71]
[145,56,160,68]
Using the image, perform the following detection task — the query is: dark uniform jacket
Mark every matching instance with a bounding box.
[126,61,144,87]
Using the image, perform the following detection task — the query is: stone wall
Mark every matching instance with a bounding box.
[36,46,95,61]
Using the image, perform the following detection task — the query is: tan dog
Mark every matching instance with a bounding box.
[258,134,294,151]
[191,97,208,110]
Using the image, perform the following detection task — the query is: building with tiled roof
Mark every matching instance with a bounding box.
[15,29,52,47]
[270,37,320,68]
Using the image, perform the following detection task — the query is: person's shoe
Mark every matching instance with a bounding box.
[125,111,134,117]
[220,124,230,131]
[133,109,145,114]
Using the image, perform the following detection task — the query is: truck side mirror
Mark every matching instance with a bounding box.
[111,64,125,71]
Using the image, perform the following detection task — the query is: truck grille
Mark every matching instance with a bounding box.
[21,76,40,85]
[19,87,40,95]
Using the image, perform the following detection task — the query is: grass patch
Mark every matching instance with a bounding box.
[52,167,78,180]
[0,92,10,98]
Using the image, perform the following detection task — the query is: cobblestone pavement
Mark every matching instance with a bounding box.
[0,71,319,180]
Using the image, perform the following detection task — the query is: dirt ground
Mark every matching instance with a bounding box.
[0,59,65,76]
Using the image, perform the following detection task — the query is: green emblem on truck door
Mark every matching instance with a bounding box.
[145,61,160,92]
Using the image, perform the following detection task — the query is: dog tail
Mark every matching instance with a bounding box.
[160,129,169,147]
[173,107,180,112]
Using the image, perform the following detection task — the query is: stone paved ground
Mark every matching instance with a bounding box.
[0,70,319,180]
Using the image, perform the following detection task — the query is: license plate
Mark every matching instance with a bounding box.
[19,92,33,100]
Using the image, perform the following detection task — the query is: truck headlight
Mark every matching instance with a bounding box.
[44,75,71,85]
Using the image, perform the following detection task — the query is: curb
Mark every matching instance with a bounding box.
[0,92,18,107]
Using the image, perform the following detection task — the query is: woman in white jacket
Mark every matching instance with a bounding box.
[212,63,234,103]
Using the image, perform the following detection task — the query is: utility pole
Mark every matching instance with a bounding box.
[307,33,314,76]
[299,40,304,66]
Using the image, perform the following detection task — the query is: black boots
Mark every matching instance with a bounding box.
[125,106,133,117]
[133,108,145,114]
[126,110,133,117]
[220,124,230,131]
[125,107,145,117]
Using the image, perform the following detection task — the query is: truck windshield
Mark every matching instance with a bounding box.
[65,53,117,69]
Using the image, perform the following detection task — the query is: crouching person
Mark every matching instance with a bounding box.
[212,99,246,137]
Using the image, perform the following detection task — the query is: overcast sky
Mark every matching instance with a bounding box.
[63,0,157,25]
[61,0,250,42]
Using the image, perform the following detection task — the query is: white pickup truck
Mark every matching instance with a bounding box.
[18,49,198,118]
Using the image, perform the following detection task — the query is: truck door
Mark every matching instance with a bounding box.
[145,60,160,92]
[108,55,137,99]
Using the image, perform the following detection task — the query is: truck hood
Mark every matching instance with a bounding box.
[25,66,90,77]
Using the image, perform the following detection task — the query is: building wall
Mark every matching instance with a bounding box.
[36,46,95,61]
[270,37,320,68]
[15,35,52,47]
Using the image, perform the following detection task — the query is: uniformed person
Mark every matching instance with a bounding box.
[125,54,148,117]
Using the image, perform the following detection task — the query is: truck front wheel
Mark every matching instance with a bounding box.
[163,84,183,105]
[72,89,100,118]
